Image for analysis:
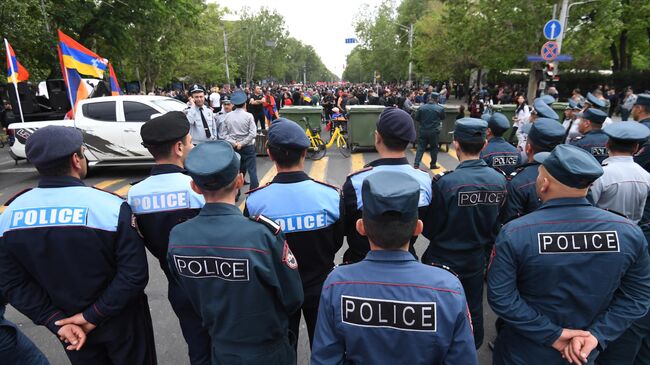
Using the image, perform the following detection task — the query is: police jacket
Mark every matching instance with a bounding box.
[128,164,204,276]
[480,137,521,176]
[570,129,609,163]
[500,162,541,224]
[245,171,344,304]
[634,118,650,240]
[422,159,507,274]
[414,103,445,133]
[488,197,650,364]
[311,250,478,365]
[342,158,432,263]
[167,203,304,364]
[0,176,149,334]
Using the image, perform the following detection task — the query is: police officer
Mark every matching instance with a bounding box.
[185,84,216,144]
[570,108,610,163]
[583,90,614,127]
[480,112,521,175]
[632,93,650,172]
[245,119,344,348]
[589,122,650,223]
[488,144,650,365]
[311,171,478,365]
[215,95,232,139]
[414,92,445,169]
[562,99,583,143]
[501,118,565,223]
[0,126,155,364]
[343,107,432,263]
[168,141,304,364]
[0,293,51,364]
[127,112,209,365]
[422,118,507,349]
[222,90,259,192]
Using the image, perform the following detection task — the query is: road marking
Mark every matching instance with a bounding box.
[448,147,458,160]
[0,206,5,214]
[113,185,131,198]
[94,179,125,190]
[351,154,365,172]
[239,165,277,212]
[309,157,329,182]
[0,167,36,173]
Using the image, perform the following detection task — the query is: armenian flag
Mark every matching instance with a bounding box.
[4,38,29,83]
[108,63,122,96]
[57,44,88,114]
[57,30,107,78]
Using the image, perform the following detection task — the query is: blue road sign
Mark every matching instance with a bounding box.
[544,19,562,40]
[527,54,573,62]
[541,41,559,61]
[345,38,358,44]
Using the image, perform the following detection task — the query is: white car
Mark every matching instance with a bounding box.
[8,95,187,167]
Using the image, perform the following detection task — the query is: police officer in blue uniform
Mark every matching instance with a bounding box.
[245,118,344,348]
[0,126,156,364]
[311,171,478,365]
[532,97,560,122]
[480,112,521,175]
[570,108,610,163]
[343,107,432,263]
[168,141,304,364]
[127,112,209,365]
[0,293,50,364]
[414,92,445,169]
[488,144,650,365]
[422,118,507,349]
[500,118,565,223]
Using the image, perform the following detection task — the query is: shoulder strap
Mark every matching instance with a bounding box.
[3,188,33,206]
[311,179,340,192]
[92,186,125,200]
[433,170,454,182]
[249,214,281,235]
[347,166,373,178]
[246,182,272,195]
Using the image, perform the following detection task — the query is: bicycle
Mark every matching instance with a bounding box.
[302,116,351,159]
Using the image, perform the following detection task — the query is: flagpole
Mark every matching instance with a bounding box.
[57,43,75,118]
[4,38,25,124]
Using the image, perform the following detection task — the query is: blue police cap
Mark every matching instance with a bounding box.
[185,141,240,191]
[361,171,420,222]
[603,121,650,144]
[586,92,606,108]
[528,118,565,150]
[231,90,247,105]
[540,144,603,189]
[567,99,580,110]
[267,118,310,149]
[635,94,650,107]
[533,98,559,120]
[487,113,510,135]
[189,84,205,94]
[141,111,190,146]
[454,118,487,142]
[429,92,440,100]
[541,94,556,105]
[376,107,416,143]
[480,113,491,122]
[25,125,84,169]
[532,151,551,164]
[578,108,607,124]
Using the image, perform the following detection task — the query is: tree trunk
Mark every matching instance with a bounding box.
[619,29,628,70]
[647,27,650,50]
[527,65,542,105]
[610,43,620,71]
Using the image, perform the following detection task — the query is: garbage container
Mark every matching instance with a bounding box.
[279,106,323,130]
[552,102,569,121]
[494,104,517,142]
[438,104,460,151]
[255,129,268,156]
[347,105,385,151]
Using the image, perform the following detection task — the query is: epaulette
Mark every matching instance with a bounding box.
[428,262,459,278]
[571,136,584,142]
[3,188,32,206]
[311,179,340,192]
[130,179,144,187]
[246,182,272,195]
[250,214,281,235]
[602,208,628,218]
[347,166,373,178]
[509,162,537,180]
[92,186,126,200]
[432,170,453,182]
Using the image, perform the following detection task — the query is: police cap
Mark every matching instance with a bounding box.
[487,113,510,135]
[141,111,190,147]
[230,90,247,105]
[480,113,491,122]
[454,118,487,142]
[538,144,603,189]
[533,98,559,120]
[361,171,420,222]
[186,141,240,191]
[26,125,83,169]
[221,95,232,104]
[541,94,556,105]
[189,84,206,95]
[376,107,416,143]
[586,92,606,108]
[635,94,650,107]
[267,118,310,150]
[578,108,607,124]
[528,118,565,150]
[567,99,581,110]
[429,92,440,100]
[603,121,650,144]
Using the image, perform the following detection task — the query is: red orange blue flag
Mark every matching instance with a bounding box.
[4,38,29,83]
[57,30,107,78]
[108,63,122,96]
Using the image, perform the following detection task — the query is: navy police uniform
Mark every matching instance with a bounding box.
[343,108,432,263]
[488,144,650,365]
[414,93,445,169]
[311,171,478,365]
[0,126,156,364]
[570,108,610,163]
[480,112,521,175]
[245,119,344,347]
[422,118,507,348]
[0,294,50,365]
[168,141,304,364]
[501,118,565,223]
[128,112,210,365]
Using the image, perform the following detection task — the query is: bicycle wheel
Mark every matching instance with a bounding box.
[337,135,351,158]
[307,137,327,160]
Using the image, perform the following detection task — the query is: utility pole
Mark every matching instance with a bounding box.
[408,23,413,85]
[303,65,307,85]
[223,29,230,85]
[553,0,570,75]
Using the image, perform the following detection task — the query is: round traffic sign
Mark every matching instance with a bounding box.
[544,19,562,40]
[541,41,559,61]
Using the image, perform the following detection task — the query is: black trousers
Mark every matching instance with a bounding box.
[168,280,211,365]
[288,301,319,350]
[460,270,485,349]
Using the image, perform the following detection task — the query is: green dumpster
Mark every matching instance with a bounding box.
[280,106,323,130]
[411,104,459,152]
[552,102,569,121]
[347,105,385,150]
[493,104,517,142]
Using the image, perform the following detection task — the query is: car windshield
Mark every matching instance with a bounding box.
[151,98,187,112]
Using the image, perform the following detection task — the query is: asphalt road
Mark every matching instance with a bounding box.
[0,145,496,365]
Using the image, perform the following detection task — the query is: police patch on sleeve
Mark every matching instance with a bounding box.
[340,295,437,332]
[282,241,298,270]
[538,231,620,254]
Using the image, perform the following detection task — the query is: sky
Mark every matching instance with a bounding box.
[215,0,387,78]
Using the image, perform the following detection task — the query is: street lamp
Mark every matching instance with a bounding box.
[395,23,414,85]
